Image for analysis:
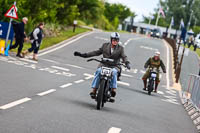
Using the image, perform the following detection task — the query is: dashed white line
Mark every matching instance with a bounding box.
[51,66,70,71]
[84,73,94,79]
[0,97,31,110]
[121,73,133,78]
[74,79,84,83]
[64,64,84,69]
[37,89,56,96]
[117,81,130,86]
[60,83,73,88]
[108,127,121,133]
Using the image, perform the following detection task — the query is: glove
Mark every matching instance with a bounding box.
[74,51,82,56]
[125,61,131,70]
[74,51,88,58]
[163,70,166,73]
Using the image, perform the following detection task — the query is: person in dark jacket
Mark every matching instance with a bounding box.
[74,32,131,99]
[22,22,44,61]
[142,52,166,93]
[9,17,28,58]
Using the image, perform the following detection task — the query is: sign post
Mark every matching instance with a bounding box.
[73,20,77,32]
[4,1,18,56]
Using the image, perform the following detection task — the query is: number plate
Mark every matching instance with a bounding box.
[101,67,112,76]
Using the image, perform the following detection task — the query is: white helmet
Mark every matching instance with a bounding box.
[155,51,160,56]
[110,32,120,42]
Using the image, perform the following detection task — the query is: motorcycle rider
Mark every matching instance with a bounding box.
[74,32,131,99]
[142,51,166,93]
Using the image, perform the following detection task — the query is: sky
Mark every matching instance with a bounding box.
[107,0,160,22]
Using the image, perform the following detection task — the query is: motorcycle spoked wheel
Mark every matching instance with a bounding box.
[148,79,154,95]
[97,79,106,110]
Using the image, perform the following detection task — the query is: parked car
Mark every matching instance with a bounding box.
[194,34,200,48]
[150,28,162,38]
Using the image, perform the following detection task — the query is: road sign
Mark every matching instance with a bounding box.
[4,5,18,19]
[0,21,14,40]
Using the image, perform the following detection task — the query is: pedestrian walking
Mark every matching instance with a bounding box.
[22,22,44,61]
[9,17,28,58]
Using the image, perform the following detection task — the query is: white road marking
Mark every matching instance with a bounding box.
[166,91,177,96]
[0,98,31,110]
[121,73,133,78]
[51,66,70,71]
[60,83,73,88]
[162,99,180,105]
[37,89,56,96]
[40,58,59,64]
[38,32,93,56]
[19,58,38,64]
[157,91,164,95]
[123,37,144,46]
[84,73,94,79]
[118,81,130,86]
[64,63,84,69]
[95,36,109,41]
[108,127,121,133]
[140,70,146,74]
[74,79,84,83]
[140,46,158,51]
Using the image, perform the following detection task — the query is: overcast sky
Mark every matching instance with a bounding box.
[107,0,160,22]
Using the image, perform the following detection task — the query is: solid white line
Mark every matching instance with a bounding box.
[37,89,56,96]
[74,79,84,83]
[40,58,59,64]
[51,66,70,71]
[118,81,130,86]
[19,58,38,64]
[108,127,121,133]
[64,64,85,69]
[121,73,133,78]
[0,97,31,110]
[60,83,73,88]
[163,40,170,89]
[38,32,93,56]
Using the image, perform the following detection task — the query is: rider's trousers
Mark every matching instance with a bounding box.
[91,68,118,89]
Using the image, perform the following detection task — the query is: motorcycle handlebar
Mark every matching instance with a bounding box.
[87,58,126,67]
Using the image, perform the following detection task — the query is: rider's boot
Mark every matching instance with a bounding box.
[154,82,159,93]
[90,88,97,99]
[143,79,147,91]
[111,88,116,97]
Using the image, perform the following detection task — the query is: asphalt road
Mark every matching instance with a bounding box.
[0,31,198,133]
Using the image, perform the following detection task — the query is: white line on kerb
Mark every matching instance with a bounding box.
[118,81,130,86]
[51,66,70,71]
[74,79,84,83]
[37,89,56,96]
[163,40,170,89]
[108,127,121,133]
[0,97,31,110]
[60,83,73,88]
[38,32,93,56]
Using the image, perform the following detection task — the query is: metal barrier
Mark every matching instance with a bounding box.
[181,74,200,132]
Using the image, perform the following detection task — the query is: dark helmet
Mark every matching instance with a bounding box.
[110,32,120,42]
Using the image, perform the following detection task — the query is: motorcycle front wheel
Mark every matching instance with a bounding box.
[97,79,106,110]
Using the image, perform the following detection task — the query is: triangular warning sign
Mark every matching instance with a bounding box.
[4,5,18,19]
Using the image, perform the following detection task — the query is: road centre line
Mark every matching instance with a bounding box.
[0,98,31,110]
[121,73,133,77]
[108,127,121,133]
[60,83,73,88]
[51,66,70,71]
[84,73,94,79]
[64,63,85,69]
[117,81,130,86]
[74,79,84,83]
[38,32,93,57]
[37,89,56,96]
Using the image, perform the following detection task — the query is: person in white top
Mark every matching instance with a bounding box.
[22,22,44,61]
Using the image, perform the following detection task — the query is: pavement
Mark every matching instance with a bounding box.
[0,31,198,133]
